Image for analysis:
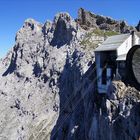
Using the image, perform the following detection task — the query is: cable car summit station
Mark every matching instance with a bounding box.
[95,32,140,94]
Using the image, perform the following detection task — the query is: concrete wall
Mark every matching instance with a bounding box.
[117,35,132,56]
[117,34,140,57]
[135,34,140,45]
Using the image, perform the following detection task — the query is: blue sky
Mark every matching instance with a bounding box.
[0,0,140,58]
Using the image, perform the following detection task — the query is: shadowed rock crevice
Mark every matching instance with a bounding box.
[2,44,19,76]
[50,15,77,48]
[33,62,42,77]
[51,51,87,140]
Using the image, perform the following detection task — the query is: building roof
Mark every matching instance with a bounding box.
[95,34,130,52]
[116,54,127,61]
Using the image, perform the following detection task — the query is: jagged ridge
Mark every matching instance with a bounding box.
[0,8,139,140]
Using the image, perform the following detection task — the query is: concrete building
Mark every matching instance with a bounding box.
[95,32,140,94]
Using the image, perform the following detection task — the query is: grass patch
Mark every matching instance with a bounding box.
[80,29,119,49]
[93,29,119,36]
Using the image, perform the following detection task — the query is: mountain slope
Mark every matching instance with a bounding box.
[0,9,140,140]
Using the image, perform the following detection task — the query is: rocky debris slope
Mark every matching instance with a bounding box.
[77,8,136,33]
[0,9,140,140]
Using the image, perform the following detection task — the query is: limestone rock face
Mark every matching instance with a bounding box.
[78,8,136,33]
[0,12,96,140]
[0,9,140,140]
[50,13,77,47]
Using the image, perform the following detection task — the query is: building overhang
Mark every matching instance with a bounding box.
[95,34,130,52]
[116,54,127,61]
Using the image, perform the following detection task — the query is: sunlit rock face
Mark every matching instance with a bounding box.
[0,12,96,140]
[0,9,140,140]
[77,8,136,33]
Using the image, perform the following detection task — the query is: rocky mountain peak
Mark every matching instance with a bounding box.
[53,12,71,23]
[1,12,85,80]
[0,9,140,140]
[78,8,136,33]
[15,18,43,45]
[24,18,42,29]
[48,12,78,47]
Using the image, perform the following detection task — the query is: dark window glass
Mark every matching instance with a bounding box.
[102,68,107,84]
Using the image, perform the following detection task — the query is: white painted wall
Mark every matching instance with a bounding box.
[117,35,132,56]
[135,34,140,45]
[117,34,140,57]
